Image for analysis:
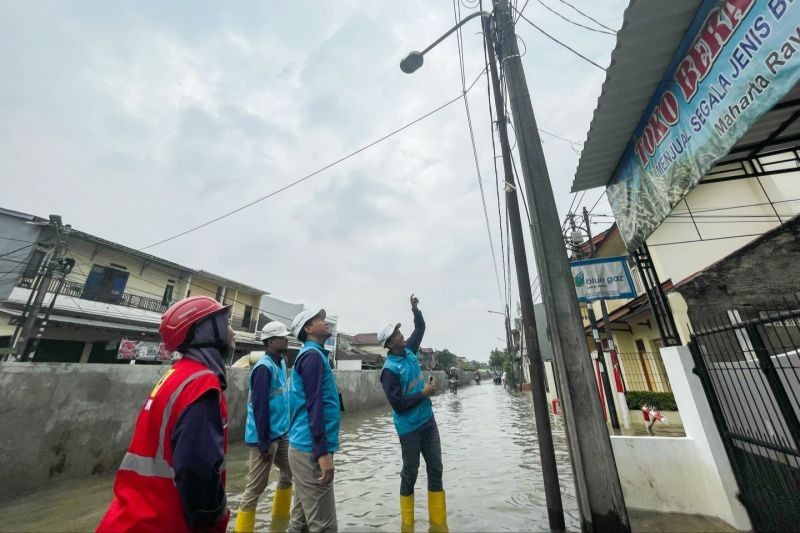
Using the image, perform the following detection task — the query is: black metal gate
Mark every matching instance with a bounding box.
[689,303,800,532]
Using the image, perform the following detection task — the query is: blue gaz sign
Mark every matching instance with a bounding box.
[571,256,637,303]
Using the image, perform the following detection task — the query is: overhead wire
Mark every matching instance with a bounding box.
[535,0,616,35]
[453,0,505,306]
[516,0,531,22]
[0,243,35,260]
[480,0,510,313]
[587,189,606,214]
[0,235,39,244]
[140,67,489,251]
[513,7,607,71]
[555,0,617,32]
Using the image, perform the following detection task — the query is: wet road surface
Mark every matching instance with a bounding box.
[0,383,583,531]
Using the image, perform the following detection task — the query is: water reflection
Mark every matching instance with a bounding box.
[227,384,579,532]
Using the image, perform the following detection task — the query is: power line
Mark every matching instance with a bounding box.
[537,128,583,146]
[0,235,39,244]
[513,7,607,71]
[481,5,510,312]
[140,68,489,251]
[555,0,617,32]
[587,189,605,214]
[453,0,504,306]
[0,243,35,259]
[572,190,588,213]
[648,233,768,247]
[516,0,531,22]
[536,0,616,35]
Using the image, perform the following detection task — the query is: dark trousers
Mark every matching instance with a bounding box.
[399,419,444,496]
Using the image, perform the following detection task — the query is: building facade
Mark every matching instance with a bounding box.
[0,208,267,363]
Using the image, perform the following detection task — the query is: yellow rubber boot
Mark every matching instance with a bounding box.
[428,491,449,533]
[400,494,415,533]
[271,485,293,521]
[233,508,256,533]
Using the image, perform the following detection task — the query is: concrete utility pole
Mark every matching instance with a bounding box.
[14,215,69,360]
[493,1,630,530]
[484,18,565,531]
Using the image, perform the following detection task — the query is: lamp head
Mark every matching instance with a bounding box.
[400,51,424,74]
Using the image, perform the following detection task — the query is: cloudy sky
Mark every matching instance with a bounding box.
[1,0,627,360]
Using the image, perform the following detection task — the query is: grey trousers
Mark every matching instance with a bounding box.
[287,447,337,533]
[239,438,293,511]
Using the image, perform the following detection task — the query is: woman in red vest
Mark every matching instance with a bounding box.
[97,296,235,533]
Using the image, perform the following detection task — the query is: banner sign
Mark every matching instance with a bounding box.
[571,257,636,303]
[606,0,800,250]
[118,339,174,361]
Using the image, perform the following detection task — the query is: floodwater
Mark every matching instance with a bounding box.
[227,383,580,532]
[0,384,580,532]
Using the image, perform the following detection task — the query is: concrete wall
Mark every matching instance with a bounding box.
[675,215,800,316]
[0,363,470,500]
[610,347,751,530]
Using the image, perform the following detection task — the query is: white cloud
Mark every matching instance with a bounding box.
[0,0,626,360]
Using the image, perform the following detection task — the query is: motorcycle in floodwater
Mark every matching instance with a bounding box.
[474,373,481,385]
[448,378,459,394]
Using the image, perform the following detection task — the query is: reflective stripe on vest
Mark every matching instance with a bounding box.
[118,369,212,479]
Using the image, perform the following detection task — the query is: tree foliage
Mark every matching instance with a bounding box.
[437,349,458,370]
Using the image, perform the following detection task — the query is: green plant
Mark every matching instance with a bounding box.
[625,391,678,411]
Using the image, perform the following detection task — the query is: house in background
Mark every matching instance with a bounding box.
[0,207,267,363]
[253,294,339,367]
[335,332,383,370]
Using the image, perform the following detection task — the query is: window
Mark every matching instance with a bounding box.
[215,286,223,302]
[242,305,253,329]
[81,265,130,304]
[162,285,174,307]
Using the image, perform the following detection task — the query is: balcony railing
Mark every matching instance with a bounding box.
[17,277,169,314]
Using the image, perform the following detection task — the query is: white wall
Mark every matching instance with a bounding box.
[337,359,362,371]
[610,346,751,530]
[647,171,800,285]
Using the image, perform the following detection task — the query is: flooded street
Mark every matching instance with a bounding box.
[228,383,579,532]
[0,384,579,532]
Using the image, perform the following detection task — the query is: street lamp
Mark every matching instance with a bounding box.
[399,11,489,74]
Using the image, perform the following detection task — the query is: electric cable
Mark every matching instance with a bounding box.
[513,7,607,71]
[140,67,489,251]
[555,0,617,32]
[453,0,505,306]
[536,0,616,35]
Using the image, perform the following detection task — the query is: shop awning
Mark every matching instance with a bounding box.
[573,0,800,192]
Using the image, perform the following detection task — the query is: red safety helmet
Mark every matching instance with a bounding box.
[160,296,230,352]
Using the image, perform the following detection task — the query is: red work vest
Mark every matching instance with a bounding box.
[97,358,228,533]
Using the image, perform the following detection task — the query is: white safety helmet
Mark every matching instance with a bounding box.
[291,308,326,340]
[377,322,401,347]
[261,320,291,340]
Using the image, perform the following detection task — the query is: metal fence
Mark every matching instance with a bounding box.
[689,299,800,532]
[617,351,672,392]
